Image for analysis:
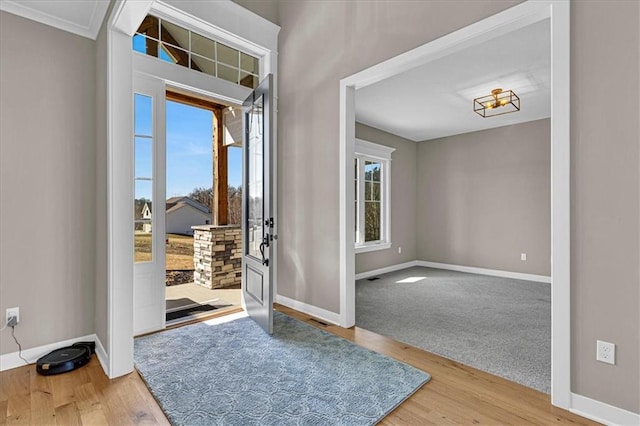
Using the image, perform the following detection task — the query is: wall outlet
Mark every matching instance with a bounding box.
[596,340,615,365]
[398,246,402,254]
[521,253,527,261]
[6,307,19,327]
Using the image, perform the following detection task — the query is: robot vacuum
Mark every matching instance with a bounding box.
[36,341,95,376]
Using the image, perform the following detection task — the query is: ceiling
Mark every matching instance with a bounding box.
[0,0,110,39]
[355,19,551,142]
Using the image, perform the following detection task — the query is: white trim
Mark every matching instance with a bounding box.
[417,261,551,283]
[339,84,356,328]
[133,54,251,105]
[355,242,392,254]
[549,0,571,409]
[0,0,110,40]
[355,139,396,160]
[94,335,109,375]
[355,261,419,280]
[106,23,135,380]
[0,334,97,372]
[276,295,341,326]
[570,393,640,426]
[339,0,570,409]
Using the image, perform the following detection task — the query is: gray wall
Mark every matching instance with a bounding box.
[232,0,279,25]
[355,123,417,274]
[277,0,639,413]
[0,12,97,354]
[416,119,551,276]
[570,1,640,412]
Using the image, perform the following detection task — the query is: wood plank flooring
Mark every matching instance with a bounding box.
[0,306,599,425]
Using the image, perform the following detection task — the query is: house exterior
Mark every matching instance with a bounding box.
[165,197,211,235]
[139,197,211,235]
[0,1,638,424]
[141,202,152,233]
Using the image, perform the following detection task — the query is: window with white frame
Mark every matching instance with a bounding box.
[132,15,260,89]
[354,139,395,253]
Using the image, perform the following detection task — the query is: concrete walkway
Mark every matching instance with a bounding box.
[165,282,241,313]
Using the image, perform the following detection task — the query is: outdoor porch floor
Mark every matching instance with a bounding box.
[165,282,241,323]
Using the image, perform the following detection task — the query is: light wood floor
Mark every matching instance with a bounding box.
[1,305,599,425]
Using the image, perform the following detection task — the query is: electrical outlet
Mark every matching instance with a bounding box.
[398,246,402,254]
[521,253,527,261]
[596,340,615,365]
[6,307,19,327]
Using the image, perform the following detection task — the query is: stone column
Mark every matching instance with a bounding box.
[192,225,242,289]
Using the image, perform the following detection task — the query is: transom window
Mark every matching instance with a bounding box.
[354,139,395,253]
[133,15,259,89]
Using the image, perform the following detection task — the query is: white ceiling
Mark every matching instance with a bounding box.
[355,19,551,142]
[0,0,110,39]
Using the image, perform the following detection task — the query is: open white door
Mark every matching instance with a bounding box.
[133,74,166,335]
[242,75,275,334]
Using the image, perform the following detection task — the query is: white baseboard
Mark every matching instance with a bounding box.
[94,335,109,376]
[355,260,419,280]
[0,333,97,371]
[570,393,640,426]
[417,260,551,283]
[276,294,341,326]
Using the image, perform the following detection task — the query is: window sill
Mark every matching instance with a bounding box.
[355,242,392,254]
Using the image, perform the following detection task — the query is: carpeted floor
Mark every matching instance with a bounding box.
[135,311,430,425]
[356,266,550,393]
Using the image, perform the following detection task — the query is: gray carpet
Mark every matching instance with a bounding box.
[135,311,430,425]
[356,266,550,393]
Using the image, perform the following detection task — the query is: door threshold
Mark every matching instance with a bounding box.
[165,298,221,314]
[164,306,244,330]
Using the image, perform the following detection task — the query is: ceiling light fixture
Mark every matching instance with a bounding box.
[473,88,520,118]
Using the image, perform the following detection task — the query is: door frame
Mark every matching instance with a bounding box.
[105,0,279,378]
[338,0,570,409]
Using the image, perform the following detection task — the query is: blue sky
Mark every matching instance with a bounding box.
[134,95,242,200]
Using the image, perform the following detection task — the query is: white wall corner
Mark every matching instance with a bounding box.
[570,393,640,426]
[94,335,109,377]
[276,294,341,326]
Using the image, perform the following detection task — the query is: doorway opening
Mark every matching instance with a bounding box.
[162,90,243,325]
[338,0,570,408]
[352,18,552,393]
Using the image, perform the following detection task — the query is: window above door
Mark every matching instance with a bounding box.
[133,14,260,89]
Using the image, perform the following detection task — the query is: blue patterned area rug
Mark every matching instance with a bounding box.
[134,311,430,425]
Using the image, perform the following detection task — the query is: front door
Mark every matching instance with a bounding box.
[242,75,275,334]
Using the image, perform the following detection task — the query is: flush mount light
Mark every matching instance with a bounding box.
[473,88,520,118]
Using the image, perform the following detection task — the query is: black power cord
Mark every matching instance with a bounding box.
[11,326,28,364]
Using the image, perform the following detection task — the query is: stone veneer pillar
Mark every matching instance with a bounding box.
[192,225,242,289]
